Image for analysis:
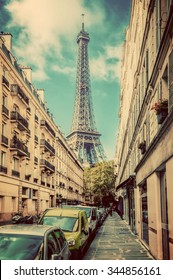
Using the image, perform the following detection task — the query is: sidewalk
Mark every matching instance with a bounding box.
[83,211,154,260]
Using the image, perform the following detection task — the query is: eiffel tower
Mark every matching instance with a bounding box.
[67,15,106,167]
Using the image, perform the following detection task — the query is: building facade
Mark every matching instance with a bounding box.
[115,0,173,259]
[0,32,84,222]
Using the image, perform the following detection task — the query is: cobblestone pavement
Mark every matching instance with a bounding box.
[83,212,154,260]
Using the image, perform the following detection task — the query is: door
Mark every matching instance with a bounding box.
[141,184,149,245]
[160,171,170,259]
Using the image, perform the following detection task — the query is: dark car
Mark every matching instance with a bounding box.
[0,224,70,260]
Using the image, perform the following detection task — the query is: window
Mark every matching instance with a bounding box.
[169,49,173,108]
[54,229,66,249]
[146,49,149,86]
[167,0,172,12]
[2,95,6,106]
[0,196,4,211]
[1,151,6,166]
[156,0,161,51]
[47,232,60,259]
[13,157,19,171]
[2,123,5,136]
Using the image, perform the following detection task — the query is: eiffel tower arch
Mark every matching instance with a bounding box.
[67,16,106,167]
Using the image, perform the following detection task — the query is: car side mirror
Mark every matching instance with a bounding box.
[51,254,62,260]
[82,228,88,235]
[92,216,96,221]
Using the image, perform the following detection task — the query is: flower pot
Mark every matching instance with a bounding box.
[157,109,168,124]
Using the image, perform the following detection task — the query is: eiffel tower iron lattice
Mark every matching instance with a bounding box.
[67,15,107,166]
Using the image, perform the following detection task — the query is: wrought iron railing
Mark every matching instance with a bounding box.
[11,111,29,131]
[2,105,9,116]
[40,139,55,155]
[11,84,29,105]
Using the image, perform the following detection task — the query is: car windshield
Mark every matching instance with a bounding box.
[62,205,91,218]
[40,216,78,232]
[0,234,43,260]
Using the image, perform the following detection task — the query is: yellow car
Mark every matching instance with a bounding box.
[39,208,89,259]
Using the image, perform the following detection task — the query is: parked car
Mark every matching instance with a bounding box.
[62,205,97,237]
[0,224,70,260]
[38,208,89,259]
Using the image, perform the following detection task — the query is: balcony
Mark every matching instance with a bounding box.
[34,156,38,164]
[10,136,30,157]
[12,170,20,178]
[11,111,30,133]
[1,135,8,147]
[11,84,29,106]
[2,105,9,117]
[40,139,55,155]
[40,120,55,137]
[35,115,39,123]
[2,75,10,89]
[40,159,55,173]
[25,174,31,181]
[0,165,7,174]
[34,135,39,143]
[34,178,38,184]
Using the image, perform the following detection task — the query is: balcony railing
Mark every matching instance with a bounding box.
[35,115,39,122]
[0,165,7,174]
[2,75,9,88]
[2,105,9,116]
[40,120,55,137]
[1,135,8,146]
[40,139,55,155]
[34,135,39,143]
[34,156,38,164]
[25,174,31,181]
[34,178,38,183]
[11,111,29,132]
[40,159,55,173]
[10,137,29,157]
[11,84,29,105]
[12,170,20,178]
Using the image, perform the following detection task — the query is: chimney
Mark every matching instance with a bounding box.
[37,89,44,102]
[0,32,12,52]
[20,66,32,83]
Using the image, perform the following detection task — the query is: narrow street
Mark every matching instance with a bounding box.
[83,212,154,260]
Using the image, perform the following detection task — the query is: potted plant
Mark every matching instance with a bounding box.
[151,99,168,124]
[138,140,146,155]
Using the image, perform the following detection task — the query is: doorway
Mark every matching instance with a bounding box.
[160,171,169,259]
[141,183,149,245]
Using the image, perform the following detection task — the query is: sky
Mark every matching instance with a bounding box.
[0,0,131,160]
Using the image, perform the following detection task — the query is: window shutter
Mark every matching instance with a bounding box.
[169,49,173,109]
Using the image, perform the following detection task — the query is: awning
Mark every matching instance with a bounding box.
[116,175,136,191]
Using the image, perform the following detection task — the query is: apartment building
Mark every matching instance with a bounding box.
[0,32,84,222]
[115,0,173,259]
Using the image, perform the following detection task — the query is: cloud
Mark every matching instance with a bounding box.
[52,64,75,76]
[90,44,123,82]
[5,0,104,81]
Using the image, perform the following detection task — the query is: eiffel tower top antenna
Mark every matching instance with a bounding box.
[82,13,85,31]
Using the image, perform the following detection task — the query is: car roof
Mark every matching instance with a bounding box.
[43,208,85,218]
[0,224,59,236]
[63,205,96,209]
